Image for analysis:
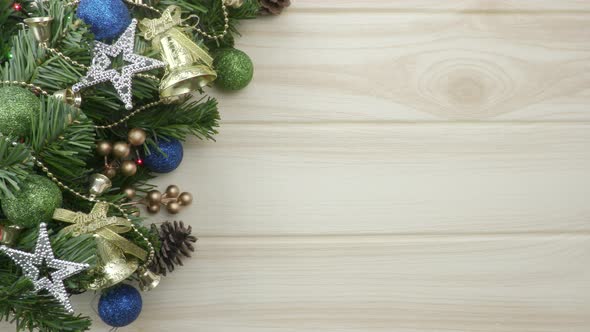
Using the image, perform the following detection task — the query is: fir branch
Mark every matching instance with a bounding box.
[0,138,32,199]
[130,97,219,143]
[29,97,95,185]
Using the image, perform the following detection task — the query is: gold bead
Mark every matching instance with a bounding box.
[166,201,181,214]
[103,167,117,179]
[123,187,136,199]
[178,192,193,206]
[96,141,113,156]
[112,141,131,159]
[128,128,147,146]
[120,160,138,177]
[166,185,180,198]
[147,204,160,214]
[146,190,162,204]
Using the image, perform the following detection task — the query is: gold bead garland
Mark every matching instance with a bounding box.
[0,133,156,269]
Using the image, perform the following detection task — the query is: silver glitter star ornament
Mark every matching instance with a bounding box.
[0,223,89,313]
[72,19,165,110]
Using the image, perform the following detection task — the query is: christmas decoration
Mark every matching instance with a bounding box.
[0,86,40,137]
[150,220,196,276]
[23,16,54,44]
[214,48,254,90]
[77,0,131,40]
[98,284,143,327]
[72,19,166,110]
[124,185,193,215]
[1,175,62,228]
[53,88,82,108]
[137,266,161,291]
[140,6,217,101]
[88,173,112,196]
[259,0,291,15]
[128,128,147,146]
[0,223,90,313]
[53,202,147,289]
[0,0,286,328]
[0,224,22,246]
[224,0,244,9]
[112,141,131,158]
[143,138,184,173]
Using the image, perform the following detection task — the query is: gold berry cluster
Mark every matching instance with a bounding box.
[124,185,193,215]
[96,128,147,178]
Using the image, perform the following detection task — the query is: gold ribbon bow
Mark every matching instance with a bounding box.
[53,202,147,261]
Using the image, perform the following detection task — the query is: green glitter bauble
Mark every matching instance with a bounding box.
[214,48,254,91]
[0,86,40,137]
[1,175,63,228]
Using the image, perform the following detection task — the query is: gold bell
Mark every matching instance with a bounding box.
[23,17,53,44]
[139,6,217,102]
[0,224,22,246]
[53,88,82,108]
[89,173,112,196]
[137,266,161,291]
[89,237,139,290]
[157,31,217,101]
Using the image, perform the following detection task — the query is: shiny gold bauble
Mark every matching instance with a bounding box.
[147,204,161,214]
[112,141,131,159]
[166,185,180,198]
[146,190,162,204]
[166,201,181,214]
[123,187,136,199]
[120,160,138,177]
[103,167,117,179]
[96,141,113,156]
[178,192,193,206]
[128,128,147,146]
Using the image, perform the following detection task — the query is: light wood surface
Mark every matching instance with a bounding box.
[4,1,590,331]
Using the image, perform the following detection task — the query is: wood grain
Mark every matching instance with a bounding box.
[210,7,590,122]
[72,236,590,332]
[148,123,590,236]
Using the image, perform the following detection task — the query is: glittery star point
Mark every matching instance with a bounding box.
[0,223,89,313]
[72,19,165,110]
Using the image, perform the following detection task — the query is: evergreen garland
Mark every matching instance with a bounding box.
[0,0,276,330]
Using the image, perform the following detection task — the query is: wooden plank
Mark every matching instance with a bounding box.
[68,236,590,332]
[150,123,590,236]
[210,9,590,122]
[293,0,590,12]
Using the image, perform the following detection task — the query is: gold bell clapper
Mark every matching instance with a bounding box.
[89,173,112,197]
[23,16,54,45]
[53,88,82,108]
[0,224,23,246]
[140,6,217,102]
[137,266,161,291]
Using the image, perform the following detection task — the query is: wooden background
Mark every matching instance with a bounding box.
[6,0,590,331]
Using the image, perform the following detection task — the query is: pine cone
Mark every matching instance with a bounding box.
[259,0,291,15]
[150,221,197,276]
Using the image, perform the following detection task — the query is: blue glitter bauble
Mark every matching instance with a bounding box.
[143,138,184,173]
[77,0,131,40]
[98,284,142,327]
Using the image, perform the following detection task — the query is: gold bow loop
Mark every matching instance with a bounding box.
[139,6,199,41]
[53,202,147,261]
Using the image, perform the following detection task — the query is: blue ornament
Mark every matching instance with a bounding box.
[143,138,184,173]
[98,284,142,327]
[77,0,131,40]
